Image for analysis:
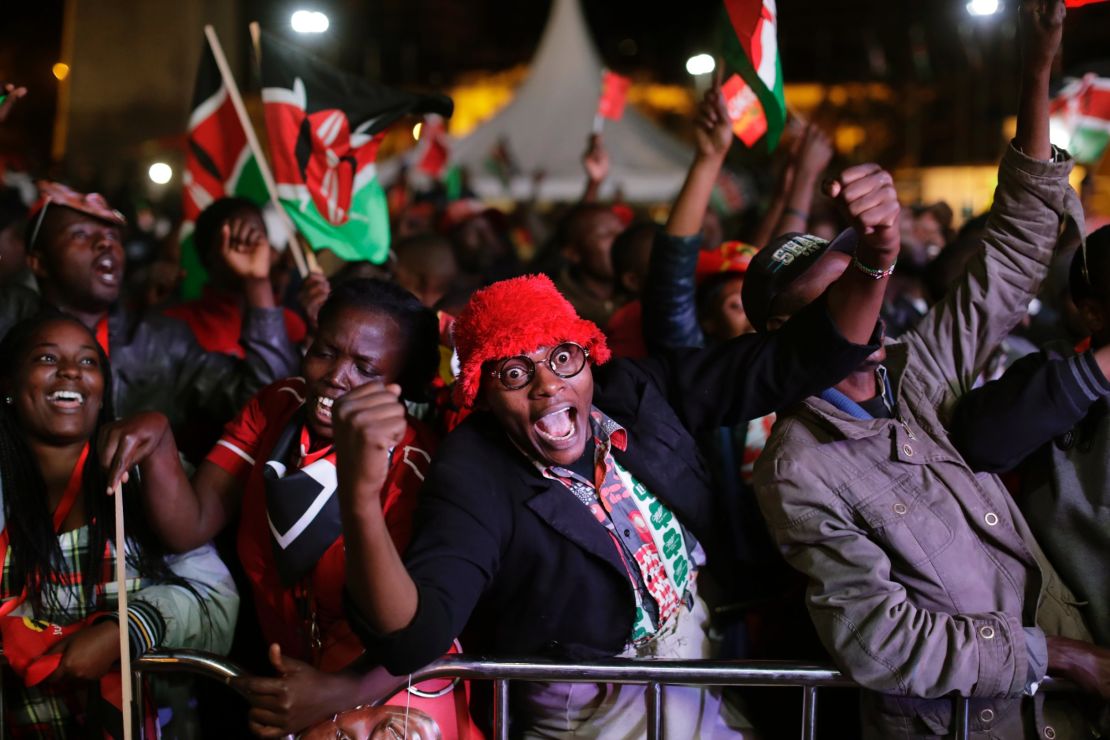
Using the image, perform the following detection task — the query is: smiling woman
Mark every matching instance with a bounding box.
[0,314,238,737]
[99,278,479,737]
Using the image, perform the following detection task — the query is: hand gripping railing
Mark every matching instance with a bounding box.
[121,650,1070,740]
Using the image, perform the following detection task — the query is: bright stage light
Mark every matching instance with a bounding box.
[148,162,173,185]
[966,0,1001,16]
[291,10,330,34]
[685,54,716,76]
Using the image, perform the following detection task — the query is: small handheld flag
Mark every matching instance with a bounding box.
[1050,74,1110,165]
[720,0,786,152]
[721,73,768,147]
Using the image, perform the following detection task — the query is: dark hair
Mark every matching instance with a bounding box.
[0,187,27,234]
[193,197,263,269]
[315,278,440,402]
[1070,225,1110,305]
[0,314,197,618]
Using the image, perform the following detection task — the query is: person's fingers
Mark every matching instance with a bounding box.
[835,163,883,187]
[268,643,286,676]
[219,223,232,254]
[107,434,140,492]
[855,198,901,231]
[232,676,288,697]
[839,169,894,204]
[843,182,896,219]
[822,179,841,198]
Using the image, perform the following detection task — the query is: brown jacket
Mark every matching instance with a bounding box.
[754,144,1094,739]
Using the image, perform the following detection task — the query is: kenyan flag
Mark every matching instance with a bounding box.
[720,0,787,152]
[260,32,452,263]
[180,36,268,299]
[1050,74,1110,165]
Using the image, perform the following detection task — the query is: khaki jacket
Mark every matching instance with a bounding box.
[754,144,1093,740]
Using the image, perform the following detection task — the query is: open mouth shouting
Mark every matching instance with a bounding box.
[532,404,579,448]
[93,254,119,286]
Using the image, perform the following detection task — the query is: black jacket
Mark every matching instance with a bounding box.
[347,296,879,675]
[0,286,299,453]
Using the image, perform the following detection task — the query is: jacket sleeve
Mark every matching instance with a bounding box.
[754,450,1030,699]
[345,454,512,675]
[126,542,240,657]
[949,350,1110,473]
[173,307,300,421]
[641,231,706,352]
[904,143,1083,406]
[633,294,880,437]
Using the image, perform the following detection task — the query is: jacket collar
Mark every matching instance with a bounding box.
[803,343,910,440]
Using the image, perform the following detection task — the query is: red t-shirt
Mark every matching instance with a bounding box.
[206,377,436,671]
[165,286,307,357]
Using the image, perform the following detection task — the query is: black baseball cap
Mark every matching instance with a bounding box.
[741,228,858,333]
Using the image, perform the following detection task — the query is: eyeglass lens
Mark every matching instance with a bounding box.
[498,343,586,390]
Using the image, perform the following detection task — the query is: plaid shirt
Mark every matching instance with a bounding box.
[537,407,705,645]
[0,526,161,738]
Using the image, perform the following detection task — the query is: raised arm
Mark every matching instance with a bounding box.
[175,220,300,420]
[771,123,833,237]
[642,87,733,351]
[949,349,1110,472]
[904,0,1076,398]
[580,134,609,204]
[334,383,421,635]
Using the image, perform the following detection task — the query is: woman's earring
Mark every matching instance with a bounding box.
[3,396,12,405]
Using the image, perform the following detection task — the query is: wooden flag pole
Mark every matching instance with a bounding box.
[203,24,316,277]
[113,483,133,740]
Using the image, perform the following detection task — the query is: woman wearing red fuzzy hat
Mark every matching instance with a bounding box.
[339,85,898,738]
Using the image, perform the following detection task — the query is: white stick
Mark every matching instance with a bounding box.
[113,483,132,740]
[204,24,314,277]
[593,113,605,135]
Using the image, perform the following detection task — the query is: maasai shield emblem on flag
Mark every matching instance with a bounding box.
[260,32,453,263]
[180,36,268,299]
[1050,74,1110,165]
[721,0,787,152]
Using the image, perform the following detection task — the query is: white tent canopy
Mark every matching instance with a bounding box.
[396,0,694,203]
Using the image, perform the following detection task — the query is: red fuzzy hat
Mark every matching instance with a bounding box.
[452,274,611,407]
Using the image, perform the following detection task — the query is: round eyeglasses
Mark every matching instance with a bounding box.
[488,342,590,391]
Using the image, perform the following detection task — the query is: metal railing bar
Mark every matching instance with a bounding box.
[132,649,247,686]
[646,681,662,740]
[492,678,510,740]
[362,656,855,704]
[801,685,818,740]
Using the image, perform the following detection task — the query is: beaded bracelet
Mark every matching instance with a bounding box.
[852,255,896,280]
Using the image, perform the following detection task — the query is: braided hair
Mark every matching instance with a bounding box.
[0,313,197,619]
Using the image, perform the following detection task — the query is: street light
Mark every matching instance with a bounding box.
[686,54,716,77]
[966,0,1000,16]
[148,162,173,185]
[291,10,330,34]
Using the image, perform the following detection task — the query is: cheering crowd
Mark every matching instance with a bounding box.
[1,0,1109,738]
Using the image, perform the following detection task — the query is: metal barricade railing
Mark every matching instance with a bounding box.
[123,650,1069,740]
